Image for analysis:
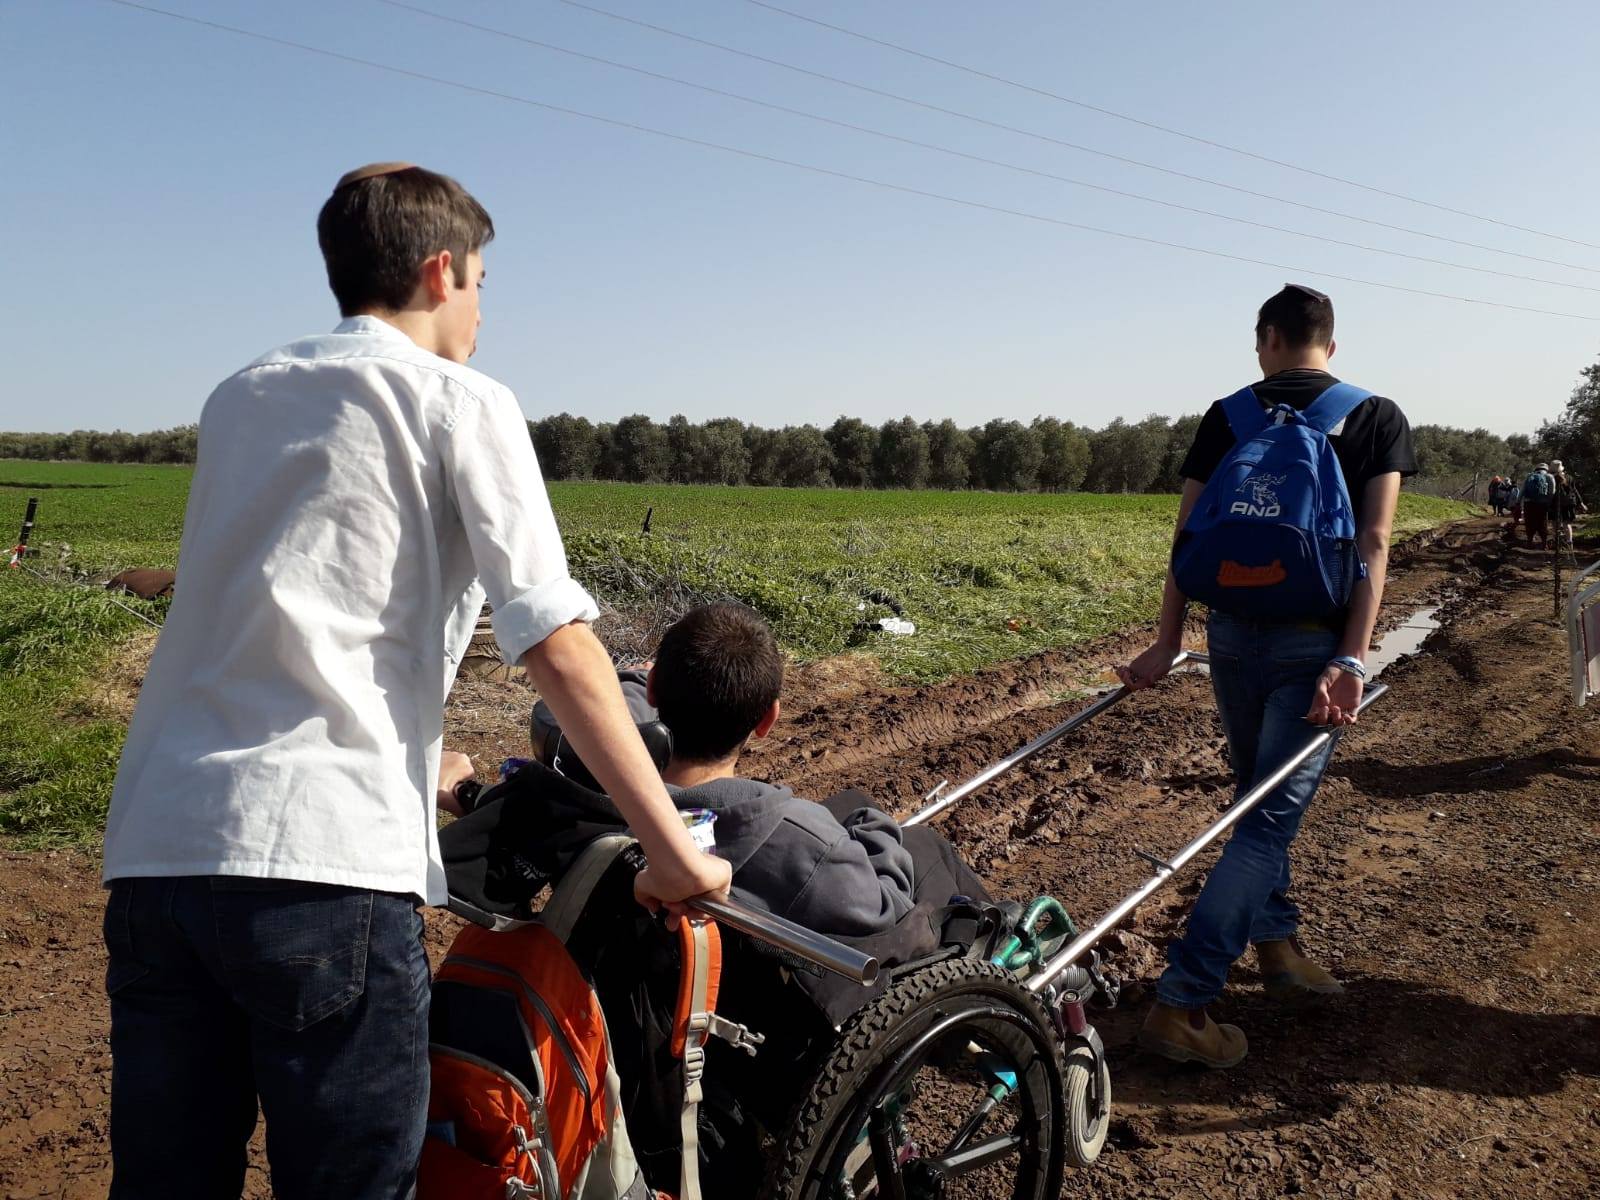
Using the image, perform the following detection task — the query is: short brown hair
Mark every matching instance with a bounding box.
[652,603,784,762]
[316,164,494,316]
[1255,283,1335,350]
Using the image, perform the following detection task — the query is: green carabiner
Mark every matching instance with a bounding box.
[993,896,1078,971]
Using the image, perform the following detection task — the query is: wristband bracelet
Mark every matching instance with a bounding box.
[1327,655,1368,681]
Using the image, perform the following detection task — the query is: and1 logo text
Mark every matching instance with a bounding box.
[1230,472,1286,518]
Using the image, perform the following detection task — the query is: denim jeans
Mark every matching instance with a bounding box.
[1155,611,1342,1010]
[103,876,431,1199]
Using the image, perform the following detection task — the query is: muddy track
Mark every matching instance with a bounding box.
[3,517,1598,1199]
[746,521,1482,815]
[753,516,1600,1200]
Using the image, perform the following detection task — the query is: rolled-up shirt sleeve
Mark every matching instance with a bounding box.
[441,383,599,665]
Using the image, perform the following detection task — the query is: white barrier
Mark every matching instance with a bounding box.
[1568,558,1600,708]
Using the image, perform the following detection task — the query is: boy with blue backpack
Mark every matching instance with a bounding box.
[1117,284,1415,1068]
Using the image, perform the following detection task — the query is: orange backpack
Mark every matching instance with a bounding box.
[420,836,735,1200]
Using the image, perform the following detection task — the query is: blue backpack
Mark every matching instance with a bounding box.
[1523,470,1554,501]
[1172,382,1370,619]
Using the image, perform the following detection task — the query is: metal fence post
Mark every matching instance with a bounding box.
[7,496,38,568]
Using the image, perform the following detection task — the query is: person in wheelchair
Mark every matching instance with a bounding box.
[502,604,985,1196]
[629,600,988,934]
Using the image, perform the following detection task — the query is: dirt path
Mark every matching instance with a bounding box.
[3,517,1597,1198]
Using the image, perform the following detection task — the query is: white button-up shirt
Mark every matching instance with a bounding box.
[103,316,598,903]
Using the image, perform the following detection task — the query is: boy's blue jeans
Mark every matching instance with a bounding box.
[103,875,431,1199]
[1156,611,1343,1010]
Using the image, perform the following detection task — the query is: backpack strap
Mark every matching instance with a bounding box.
[670,917,767,1200]
[541,834,636,944]
[1302,381,1373,435]
[673,918,719,1200]
[1220,386,1269,440]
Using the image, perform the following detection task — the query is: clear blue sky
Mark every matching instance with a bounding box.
[3,0,1598,437]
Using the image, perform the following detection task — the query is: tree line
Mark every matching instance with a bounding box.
[1,404,1581,493]
[0,426,198,465]
[528,412,1208,492]
[531,412,1545,492]
[1529,355,1600,484]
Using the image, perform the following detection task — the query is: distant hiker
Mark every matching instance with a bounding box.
[99,163,728,1199]
[1117,283,1416,1068]
[1522,463,1556,546]
[1489,475,1513,516]
[1552,460,1587,546]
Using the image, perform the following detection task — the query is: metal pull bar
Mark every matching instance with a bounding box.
[1027,682,1388,994]
[905,649,1209,827]
[687,896,879,986]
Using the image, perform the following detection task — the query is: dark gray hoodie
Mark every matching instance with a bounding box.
[668,776,916,938]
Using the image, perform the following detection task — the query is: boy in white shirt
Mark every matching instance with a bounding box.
[101,162,728,1199]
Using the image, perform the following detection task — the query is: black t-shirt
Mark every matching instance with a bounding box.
[1179,369,1417,529]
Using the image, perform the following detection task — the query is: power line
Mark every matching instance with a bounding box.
[379,0,1600,296]
[550,0,1600,278]
[99,1,1600,322]
[742,0,1600,254]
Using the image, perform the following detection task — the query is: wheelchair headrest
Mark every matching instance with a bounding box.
[440,758,634,928]
[530,668,672,793]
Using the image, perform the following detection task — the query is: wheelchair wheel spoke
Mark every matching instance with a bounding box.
[941,1095,997,1157]
[926,1131,1025,1177]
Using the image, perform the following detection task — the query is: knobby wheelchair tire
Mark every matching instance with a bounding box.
[761,958,1068,1200]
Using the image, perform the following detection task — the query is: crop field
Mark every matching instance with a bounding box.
[0,462,1470,842]
[2,462,1468,669]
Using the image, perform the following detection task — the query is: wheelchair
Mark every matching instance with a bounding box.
[440,760,1113,1200]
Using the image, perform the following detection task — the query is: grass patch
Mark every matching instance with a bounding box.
[0,462,189,569]
[0,580,163,844]
[0,465,1474,842]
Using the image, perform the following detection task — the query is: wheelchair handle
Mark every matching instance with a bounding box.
[688,896,880,986]
[1027,682,1389,995]
[907,649,1210,827]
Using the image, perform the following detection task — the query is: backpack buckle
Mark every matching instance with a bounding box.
[689,1011,766,1057]
[507,1127,547,1199]
[683,1042,707,1087]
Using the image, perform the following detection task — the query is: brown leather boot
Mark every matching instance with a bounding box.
[1137,1002,1248,1068]
[1256,938,1345,1002]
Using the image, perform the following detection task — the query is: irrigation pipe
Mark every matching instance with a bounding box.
[6,495,165,631]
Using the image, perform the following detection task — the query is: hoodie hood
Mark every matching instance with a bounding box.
[668,776,796,875]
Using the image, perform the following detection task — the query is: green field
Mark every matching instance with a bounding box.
[0,463,1468,675]
[0,462,1472,842]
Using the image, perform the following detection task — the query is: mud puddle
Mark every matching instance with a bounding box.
[1367,603,1444,676]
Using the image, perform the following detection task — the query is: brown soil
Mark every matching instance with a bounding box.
[4,517,1598,1198]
